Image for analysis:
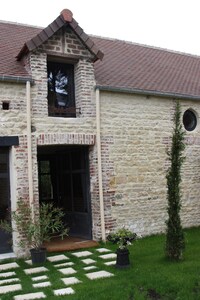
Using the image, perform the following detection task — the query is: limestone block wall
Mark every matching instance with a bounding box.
[0,82,27,135]
[99,91,200,237]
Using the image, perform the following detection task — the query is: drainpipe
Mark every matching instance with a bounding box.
[96,88,106,241]
[26,81,34,215]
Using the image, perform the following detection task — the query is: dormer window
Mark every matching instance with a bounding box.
[47,61,76,117]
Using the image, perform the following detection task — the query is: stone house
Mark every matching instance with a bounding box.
[0,9,200,256]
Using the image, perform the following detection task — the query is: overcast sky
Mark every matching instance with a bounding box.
[1,0,200,56]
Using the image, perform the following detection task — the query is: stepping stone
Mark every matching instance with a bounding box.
[96,248,111,253]
[61,276,81,285]
[0,253,16,260]
[99,253,117,260]
[86,270,114,280]
[0,283,22,294]
[83,266,97,271]
[47,255,69,262]
[25,260,32,265]
[33,281,51,288]
[81,258,96,265]
[54,287,75,296]
[71,251,92,257]
[58,267,76,275]
[54,262,74,268]
[0,277,20,285]
[0,271,16,278]
[14,292,46,299]
[0,262,19,271]
[31,275,48,282]
[24,267,48,275]
[104,261,116,266]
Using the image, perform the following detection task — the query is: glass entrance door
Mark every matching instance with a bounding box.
[38,146,92,239]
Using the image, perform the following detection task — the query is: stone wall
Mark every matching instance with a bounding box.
[0,26,102,243]
[99,91,200,237]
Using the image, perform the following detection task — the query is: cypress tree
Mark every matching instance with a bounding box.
[165,101,185,260]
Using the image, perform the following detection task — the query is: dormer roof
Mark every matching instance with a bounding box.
[17,9,104,62]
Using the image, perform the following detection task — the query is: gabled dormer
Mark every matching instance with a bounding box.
[16,9,104,118]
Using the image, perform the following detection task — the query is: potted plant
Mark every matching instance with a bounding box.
[107,227,137,268]
[0,198,68,264]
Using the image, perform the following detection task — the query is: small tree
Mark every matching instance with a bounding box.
[165,101,185,260]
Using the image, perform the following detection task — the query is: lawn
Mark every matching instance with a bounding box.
[0,227,200,299]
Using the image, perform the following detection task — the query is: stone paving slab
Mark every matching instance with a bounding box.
[0,262,19,271]
[54,262,74,268]
[33,281,51,288]
[0,253,16,261]
[54,287,75,296]
[0,277,20,285]
[83,265,97,271]
[47,254,69,262]
[31,275,48,282]
[14,292,46,299]
[81,258,96,265]
[71,250,92,257]
[104,261,116,266]
[0,283,22,294]
[58,267,77,275]
[0,271,16,278]
[86,270,114,280]
[61,276,81,285]
[96,248,111,253]
[25,260,32,265]
[24,267,48,275]
[99,253,117,260]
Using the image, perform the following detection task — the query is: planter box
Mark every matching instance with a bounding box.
[116,249,130,268]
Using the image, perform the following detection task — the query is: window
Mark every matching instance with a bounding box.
[47,61,76,117]
[183,109,197,131]
[38,160,53,201]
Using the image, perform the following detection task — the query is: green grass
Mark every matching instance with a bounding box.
[1,227,200,299]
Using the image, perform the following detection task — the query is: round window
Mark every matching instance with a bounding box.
[183,109,197,131]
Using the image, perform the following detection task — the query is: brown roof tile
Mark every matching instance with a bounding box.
[92,36,200,98]
[1,16,200,98]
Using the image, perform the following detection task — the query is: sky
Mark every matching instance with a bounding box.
[1,0,200,56]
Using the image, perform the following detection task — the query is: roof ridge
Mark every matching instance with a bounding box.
[90,34,200,59]
[0,19,43,30]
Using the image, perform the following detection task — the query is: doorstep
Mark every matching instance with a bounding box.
[43,236,99,252]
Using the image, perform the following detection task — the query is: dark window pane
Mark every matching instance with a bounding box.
[73,173,87,212]
[40,161,50,174]
[40,175,53,200]
[47,62,75,118]
[71,150,84,170]
[183,109,197,131]
[61,174,72,211]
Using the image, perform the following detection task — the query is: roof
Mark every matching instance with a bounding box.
[92,36,200,98]
[17,9,103,62]
[1,10,200,98]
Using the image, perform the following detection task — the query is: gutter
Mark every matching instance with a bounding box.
[0,75,34,85]
[95,85,200,101]
[96,88,106,241]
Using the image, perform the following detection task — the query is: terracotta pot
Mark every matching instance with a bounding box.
[116,248,130,268]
